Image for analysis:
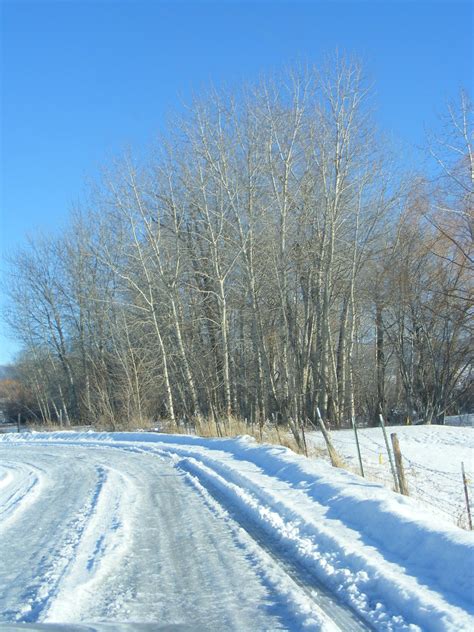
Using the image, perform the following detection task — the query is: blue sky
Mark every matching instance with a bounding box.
[0,0,473,364]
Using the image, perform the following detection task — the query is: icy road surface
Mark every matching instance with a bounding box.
[0,432,473,631]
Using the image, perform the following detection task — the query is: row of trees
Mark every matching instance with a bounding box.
[3,60,472,428]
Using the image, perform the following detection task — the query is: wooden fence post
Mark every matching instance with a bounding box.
[316,407,342,467]
[351,416,365,477]
[390,433,409,495]
[461,462,472,530]
[275,419,282,445]
[379,414,399,492]
[300,422,308,457]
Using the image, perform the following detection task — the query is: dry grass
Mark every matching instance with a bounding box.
[159,415,326,457]
[26,421,65,432]
[25,413,330,462]
[26,421,95,433]
[328,451,347,469]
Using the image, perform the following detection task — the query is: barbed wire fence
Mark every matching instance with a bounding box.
[306,427,473,530]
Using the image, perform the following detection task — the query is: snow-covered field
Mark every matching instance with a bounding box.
[308,425,474,529]
[0,431,473,631]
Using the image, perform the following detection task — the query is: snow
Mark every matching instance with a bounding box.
[0,430,473,631]
[308,424,474,528]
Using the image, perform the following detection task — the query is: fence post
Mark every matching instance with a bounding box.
[300,422,308,457]
[275,418,282,445]
[379,414,399,492]
[461,462,472,530]
[390,433,409,495]
[17,413,21,433]
[316,407,341,467]
[351,416,364,477]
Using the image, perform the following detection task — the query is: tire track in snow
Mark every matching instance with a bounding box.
[141,441,473,632]
[1,438,413,629]
[5,465,109,623]
[38,446,315,630]
[44,464,134,623]
[108,443,371,630]
[175,456,372,632]
[0,461,43,529]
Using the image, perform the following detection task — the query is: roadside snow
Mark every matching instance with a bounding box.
[308,425,474,528]
[1,431,473,631]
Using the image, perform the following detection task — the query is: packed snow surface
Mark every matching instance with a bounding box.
[0,431,473,631]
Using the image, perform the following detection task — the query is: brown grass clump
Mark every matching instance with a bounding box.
[159,415,311,456]
[26,421,63,433]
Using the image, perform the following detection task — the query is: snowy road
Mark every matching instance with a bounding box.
[0,433,473,631]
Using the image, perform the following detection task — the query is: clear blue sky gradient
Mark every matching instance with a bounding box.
[1,0,473,363]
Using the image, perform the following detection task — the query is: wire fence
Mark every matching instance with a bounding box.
[308,428,473,530]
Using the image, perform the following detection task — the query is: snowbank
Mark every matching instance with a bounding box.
[2,431,473,631]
